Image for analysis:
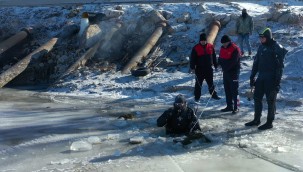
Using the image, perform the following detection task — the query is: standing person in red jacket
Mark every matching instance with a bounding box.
[189,33,220,102]
[218,35,241,114]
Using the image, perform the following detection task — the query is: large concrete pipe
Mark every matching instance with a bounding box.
[99,22,122,51]
[207,20,221,45]
[58,40,102,81]
[57,24,80,43]
[57,22,122,81]
[0,27,33,55]
[121,22,166,74]
[0,38,58,88]
[78,12,89,40]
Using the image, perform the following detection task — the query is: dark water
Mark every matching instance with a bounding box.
[0,87,167,147]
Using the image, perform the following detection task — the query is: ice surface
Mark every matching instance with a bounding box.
[107,134,120,140]
[0,1,303,171]
[87,136,102,144]
[113,120,128,127]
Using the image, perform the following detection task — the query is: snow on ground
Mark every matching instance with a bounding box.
[0,1,303,172]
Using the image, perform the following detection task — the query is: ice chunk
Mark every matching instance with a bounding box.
[87,136,101,144]
[272,146,287,153]
[70,141,92,152]
[129,136,144,144]
[50,159,71,165]
[238,142,248,148]
[59,159,70,165]
[107,134,120,140]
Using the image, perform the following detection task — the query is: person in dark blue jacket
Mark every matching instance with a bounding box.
[245,27,287,130]
[157,94,201,135]
[190,33,220,102]
[218,35,241,114]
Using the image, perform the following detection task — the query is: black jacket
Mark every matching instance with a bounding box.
[157,107,201,135]
[190,43,218,71]
[250,39,287,86]
[218,42,241,73]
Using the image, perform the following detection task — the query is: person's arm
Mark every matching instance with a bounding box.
[212,46,218,69]
[188,108,201,133]
[249,46,261,87]
[157,109,172,127]
[274,43,288,91]
[250,47,260,79]
[218,47,226,71]
[190,47,197,70]
[224,47,240,72]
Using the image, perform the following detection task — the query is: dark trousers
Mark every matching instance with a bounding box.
[194,68,216,100]
[223,71,239,110]
[253,77,277,122]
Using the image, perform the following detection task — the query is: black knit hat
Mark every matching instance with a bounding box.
[200,33,207,41]
[259,27,272,40]
[221,35,231,43]
[174,94,186,104]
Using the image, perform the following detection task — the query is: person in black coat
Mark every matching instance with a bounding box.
[218,35,241,114]
[157,94,201,135]
[245,27,287,130]
[190,33,220,102]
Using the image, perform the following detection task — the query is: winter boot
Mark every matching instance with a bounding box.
[258,121,273,130]
[211,94,221,100]
[232,108,239,114]
[220,107,233,112]
[245,119,261,126]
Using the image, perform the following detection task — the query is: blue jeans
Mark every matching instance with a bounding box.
[238,33,251,54]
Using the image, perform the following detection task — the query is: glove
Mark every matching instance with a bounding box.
[250,77,255,87]
[189,68,195,74]
[276,85,280,92]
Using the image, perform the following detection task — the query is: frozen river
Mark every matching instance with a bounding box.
[0,0,303,170]
[0,88,302,172]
